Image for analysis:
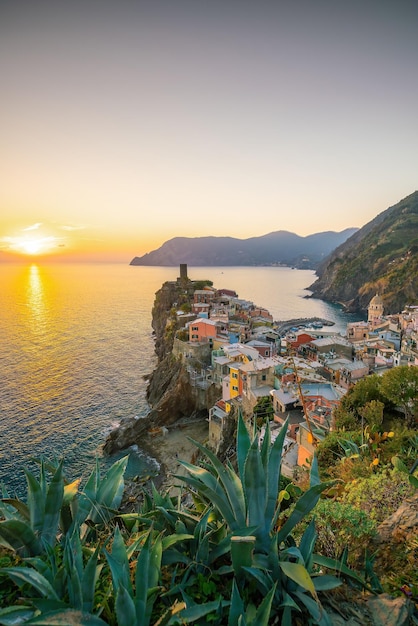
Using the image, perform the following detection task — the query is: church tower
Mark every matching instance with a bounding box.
[368,293,384,327]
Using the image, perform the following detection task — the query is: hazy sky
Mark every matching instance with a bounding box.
[1,0,417,261]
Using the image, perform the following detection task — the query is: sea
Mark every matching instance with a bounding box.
[0,263,362,497]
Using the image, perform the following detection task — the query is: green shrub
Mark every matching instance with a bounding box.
[294,500,377,567]
[343,469,413,523]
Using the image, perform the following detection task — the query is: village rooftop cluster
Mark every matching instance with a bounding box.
[169,265,418,472]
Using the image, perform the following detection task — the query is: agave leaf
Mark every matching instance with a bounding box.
[194,507,210,538]
[162,549,192,566]
[312,554,371,590]
[279,561,317,598]
[409,474,418,488]
[266,418,289,526]
[24,468,45,535]
[117,512,145,533]
[0,498,30,520]
[125,531,150,560]
[174,467,237,529]
[135,530,162,624]
[280,592,301,610]
[115,584,137,626]
[312,575,342,591]
[162,533,194,550]
[105,526,132,596]
[294,591,332,626]
[298,518,317,572]
[309,455,321,488]
[153,505,179,532]
[2,567,60,600]
[241,566,273,595]
[281,546,303,564]
[25,608,109,624]
[67,565,83,611]
[63,531,85,610]
[91,456,128,523]
[277,482,332,544]
[148,534,163,591]
[280,605,294,626]
[249,582,277,626]
[76,459,100,525]
[228,580,245,626]
[151,482,174,509]
[209,530,256,564]
[0,606,36,625]
[177,462,226,502]
[81,545,103,612]
[195,533,211,567]
[167,599,229,625]
[63,479,81,504]
[187,438,247,528]
[259,428,269,475]
[0,519,42,557]
[237,412,251,481]
[243,439,266,542]
[231,536,255,578]
[42,461,64,547]
[153,601,186,626]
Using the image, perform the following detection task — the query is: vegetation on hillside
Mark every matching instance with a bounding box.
[310,191,418,312]
[314,367,418,599]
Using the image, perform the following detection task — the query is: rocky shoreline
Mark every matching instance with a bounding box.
[120,417,209,507]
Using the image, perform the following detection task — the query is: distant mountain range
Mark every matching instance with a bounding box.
[309,191,418,313]
[130,228,358,269]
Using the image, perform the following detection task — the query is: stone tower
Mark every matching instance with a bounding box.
[179,264,188,287]
[368,293,384,327]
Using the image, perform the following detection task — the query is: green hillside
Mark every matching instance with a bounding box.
[309,191,418,313]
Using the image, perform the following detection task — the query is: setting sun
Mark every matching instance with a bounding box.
[17,238,47,255]
[3,231,62,257]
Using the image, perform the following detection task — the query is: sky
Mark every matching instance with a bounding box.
[1,0,417,262]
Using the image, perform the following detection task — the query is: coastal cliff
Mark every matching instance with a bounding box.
[103,275,216,455]
[309,191,418,313]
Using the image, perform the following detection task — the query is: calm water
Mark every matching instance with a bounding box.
[0,263,358,496]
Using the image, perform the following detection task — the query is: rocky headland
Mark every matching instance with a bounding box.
[103,274,217,462]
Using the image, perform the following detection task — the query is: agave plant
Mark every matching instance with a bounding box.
[0,532,107,624]
[0,460,69,557]
[173,414,344,625]
[104,525,163,626]
[0,455,130,625]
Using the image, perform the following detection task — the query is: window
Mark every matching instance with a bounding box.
[231,372,238,379]
[232,386,239,392]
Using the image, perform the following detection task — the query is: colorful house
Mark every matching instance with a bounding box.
[188,318,228,344]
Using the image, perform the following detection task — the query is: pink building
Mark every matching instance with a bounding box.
[188,318,228,343]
